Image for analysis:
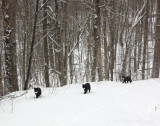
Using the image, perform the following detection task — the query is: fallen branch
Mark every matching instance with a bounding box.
[0,91,28,101]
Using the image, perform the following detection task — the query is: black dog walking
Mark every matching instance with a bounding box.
[122,76,132,83]
[34,87,41,98]
[82,83,91,94]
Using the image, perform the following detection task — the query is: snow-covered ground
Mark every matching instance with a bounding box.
[1,79,160,126]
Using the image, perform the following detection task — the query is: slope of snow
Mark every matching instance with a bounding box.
[0,79,160,126]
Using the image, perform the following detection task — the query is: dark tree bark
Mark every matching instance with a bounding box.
[43,0,50,87]
[24,0,39,90]
[22,0,30,89]
[96,0,103,81]
[55,0,66,86]
[108,0,116,81]
[91,0,101,82]
[103,9,109,81]
[152,0,160,78]
[142,0,149,80]
[62,1,69,86]
[2,0,18,93]
[91,15,98,82]
[0,51,2,96]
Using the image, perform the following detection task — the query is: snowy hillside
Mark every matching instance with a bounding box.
[1,79,160,126]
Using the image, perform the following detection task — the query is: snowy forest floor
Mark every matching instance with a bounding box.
[0,79,160,126]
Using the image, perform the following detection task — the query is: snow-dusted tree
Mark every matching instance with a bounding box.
[91,0,101,82]
[2,0,18,93]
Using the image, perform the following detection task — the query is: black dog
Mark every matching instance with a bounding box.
[82,83,91,94]
[34,87,41,98]
[122,76,132,83]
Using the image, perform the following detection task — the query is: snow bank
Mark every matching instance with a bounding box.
[0,79,160,126]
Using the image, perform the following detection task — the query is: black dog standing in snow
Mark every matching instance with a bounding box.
[82,83,91,94]
[34,87,41,98]
[122,76,132,83]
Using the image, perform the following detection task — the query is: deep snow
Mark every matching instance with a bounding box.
[0,79,160,126]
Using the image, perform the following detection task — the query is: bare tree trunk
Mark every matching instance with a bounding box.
[48,16,55,78]
[9,0,18,92]
[86,16,90,82]
[121,43,129,76]
[2,0,18,93]
[152,0,160,78]
[103,10,109,80]
[54,0,60,85]
[134,26,139,74]
[22,0,30,89]
[137,23,142,70]
[95,0,103,81]
[69,52,73,84]
[142,0,149,80]
[55,0,66,86]
[108,0,116,81]
[91,15,98,82]
[24,0,39,90]
[43,0,50,87]
[0,51,2,96]
[63,1,69,85]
